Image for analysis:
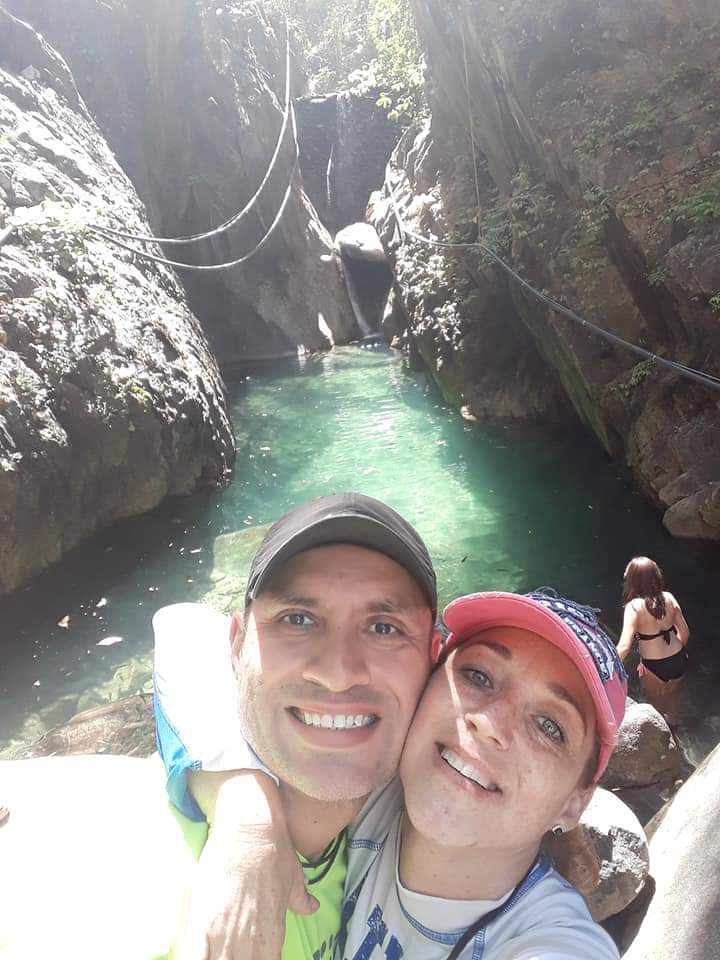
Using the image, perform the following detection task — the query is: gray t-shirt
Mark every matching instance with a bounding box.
[340,778,619,960]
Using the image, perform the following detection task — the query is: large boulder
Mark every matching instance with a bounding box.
[0,9,235,595]
[7,0,356,360]
[602,700,682,790]
[621,743,720,960]
[580,787,649,922]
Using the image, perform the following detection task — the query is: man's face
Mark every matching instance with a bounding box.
[231,543,434,802]
[399,627,596,855]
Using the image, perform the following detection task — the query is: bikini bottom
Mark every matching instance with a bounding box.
[640,648,688,682]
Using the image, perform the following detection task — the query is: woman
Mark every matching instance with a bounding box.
[338,590,626,959]
[617,556,689,722]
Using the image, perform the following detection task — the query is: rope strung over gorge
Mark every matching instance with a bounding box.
[90,21,294,248]
[81,18,299,272]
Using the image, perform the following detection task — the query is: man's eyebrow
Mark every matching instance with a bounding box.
[365,599,418,614]
[548,682,588,735]
[268,592,321,608]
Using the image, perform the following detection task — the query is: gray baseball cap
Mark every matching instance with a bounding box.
[245,492,437,617]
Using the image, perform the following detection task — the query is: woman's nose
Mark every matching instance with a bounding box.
[464,699,513,750]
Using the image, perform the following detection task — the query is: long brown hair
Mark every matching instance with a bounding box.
[623,556,666,620]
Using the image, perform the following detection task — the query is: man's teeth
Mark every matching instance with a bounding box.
[440,747,499,792]
[295,710,376,729]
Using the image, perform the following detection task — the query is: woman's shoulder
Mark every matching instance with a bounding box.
[663,591,679,609]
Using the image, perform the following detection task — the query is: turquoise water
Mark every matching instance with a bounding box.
[2,346,719,760]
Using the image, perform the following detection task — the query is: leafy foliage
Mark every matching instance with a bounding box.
[259,0,425,123]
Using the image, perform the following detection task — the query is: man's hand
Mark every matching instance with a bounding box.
[176,771,319,960]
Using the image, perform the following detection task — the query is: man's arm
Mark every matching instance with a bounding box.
[153,603,276,820]
[153,603,317,960]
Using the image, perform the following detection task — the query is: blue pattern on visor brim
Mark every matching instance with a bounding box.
[524,589,628,687]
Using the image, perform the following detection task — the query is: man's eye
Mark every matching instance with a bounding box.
[282,613,314,626]
[463,668,492,689]
[538,716,565,743]
[371,621,399,636]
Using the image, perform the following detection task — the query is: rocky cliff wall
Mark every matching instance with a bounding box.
[296,92,400,233]
[372,0,720,539]
[0,9,235,595]
[7,0,356,361]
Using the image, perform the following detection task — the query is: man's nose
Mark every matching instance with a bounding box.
[464,698,514,751]
[302,631,371,692]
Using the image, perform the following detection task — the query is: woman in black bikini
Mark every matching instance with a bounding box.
[617,556,690,722]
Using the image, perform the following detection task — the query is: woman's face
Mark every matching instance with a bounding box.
[399,627,597,852]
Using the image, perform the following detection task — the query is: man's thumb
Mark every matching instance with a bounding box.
[288,869,320,916]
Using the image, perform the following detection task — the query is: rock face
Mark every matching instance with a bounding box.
[18,695,156,759]
[621,743,720,959]
[0,9,235,596]
[369,124,574,422]
[8,0,356,360]
[296,92,400,232]
[581,788,649,923]
[602,700,682,790]
[371,0,720,535]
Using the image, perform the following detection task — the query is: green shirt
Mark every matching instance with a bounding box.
[170,807,347,960]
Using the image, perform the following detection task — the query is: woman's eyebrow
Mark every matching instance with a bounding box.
[547,682,588,735]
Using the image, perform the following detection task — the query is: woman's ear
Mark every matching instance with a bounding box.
[557,784,594,833]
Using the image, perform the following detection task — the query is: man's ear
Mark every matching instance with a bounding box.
[430,627,444,664]
[556,784,594,833]
[229,609,246,664]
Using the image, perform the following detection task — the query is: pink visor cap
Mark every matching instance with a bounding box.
[435,590,628,781]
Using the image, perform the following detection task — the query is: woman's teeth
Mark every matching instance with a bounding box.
[293,709,376,729]
[440,747,499,792]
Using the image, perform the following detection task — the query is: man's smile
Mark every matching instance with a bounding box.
[289,708,378,729]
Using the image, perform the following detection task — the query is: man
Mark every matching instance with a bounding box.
[154,492,439,959]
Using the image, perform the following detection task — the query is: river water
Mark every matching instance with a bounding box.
[2,346,719,763]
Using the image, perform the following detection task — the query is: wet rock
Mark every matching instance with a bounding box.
[8,0,356,360]
[0,9,235,595]
[202,524,270,611]
[21,695,155,759]
[580,787,649,922]
[621,742,720,960]
[602,700,681,789]
[335,222,387,263]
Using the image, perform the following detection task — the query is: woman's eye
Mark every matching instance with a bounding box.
[282,613,314,626]
[371,621,399,636]
[463,668,492,689]
[538,716,565,743]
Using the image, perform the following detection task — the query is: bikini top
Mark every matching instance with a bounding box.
[635,625,676,645]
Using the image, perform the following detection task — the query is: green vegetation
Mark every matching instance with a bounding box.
[477,194,513,265]
[647,263,668,287]
[677,175,720,226]
[260,0,425,123]
[611,359,657,401]
[710,294,720,313]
